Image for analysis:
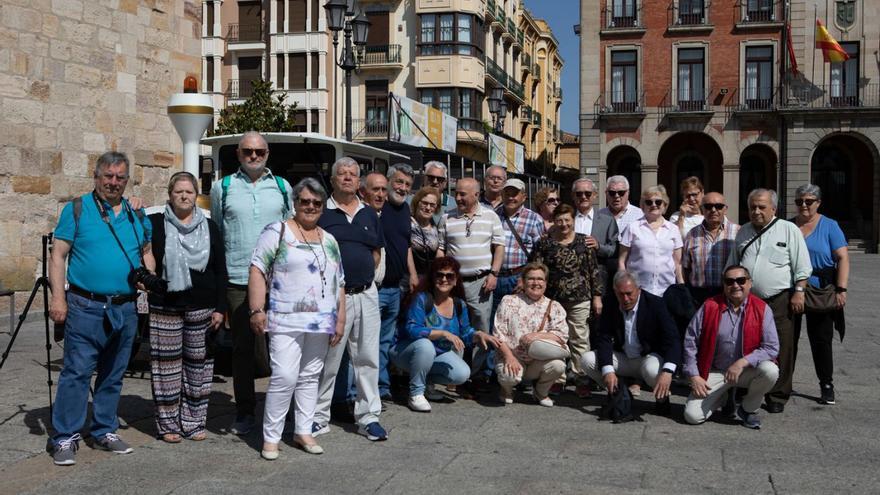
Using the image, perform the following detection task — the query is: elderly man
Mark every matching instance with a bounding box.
[438,177,504,381]
[493,178,545,309]
[598,175,644,233]
[683,265,780,429]
[210,131,293,435]
[421,160,457,224]
[727,188,811,414]
[314,157,387,441]
[582,271,681,415]
[682,192,740,304]
[48,152,155,465]
[573,177,619,278]
[480,165,508,209]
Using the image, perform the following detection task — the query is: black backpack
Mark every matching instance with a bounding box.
[600,381,642,423]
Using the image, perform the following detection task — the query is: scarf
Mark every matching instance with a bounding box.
[163,203,210,292]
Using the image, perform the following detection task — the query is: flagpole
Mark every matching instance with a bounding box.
[811,5,817,87]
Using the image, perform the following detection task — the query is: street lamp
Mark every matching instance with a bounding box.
[325,0,370,141]
[487,87,506,133]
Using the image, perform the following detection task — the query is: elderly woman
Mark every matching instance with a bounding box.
[406,186,442,291]
[619,185,684,297]
[493,262,569,407]
[669,176,705,237]
[533,186,561,231]
[531,204,603,396]
[148,172,226,443]
[249,178,346,460]
[792,183,849,405]
[392,257,498,412]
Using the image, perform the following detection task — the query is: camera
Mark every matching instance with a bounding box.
[129,267,168,295]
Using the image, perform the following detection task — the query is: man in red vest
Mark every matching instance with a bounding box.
[682,265,780,429]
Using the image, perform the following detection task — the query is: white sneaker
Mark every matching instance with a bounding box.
[535,394,554,407]
[408,394,432,412]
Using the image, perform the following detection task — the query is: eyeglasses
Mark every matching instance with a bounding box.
[435,272,456,281]
[545,197,559,204]
[419,201,438,210]
[795,198,818,207]
[607,190,627,197]
[425,174,446,183]
[241,148,268,157]
[486,175,506,182]
[701,203,726,211]
[297,199,323,208]
[575,191,593,198]
[643,199,664,207]
[723,276,750,287]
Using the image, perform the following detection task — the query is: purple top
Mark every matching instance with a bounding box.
[683,297,780,377]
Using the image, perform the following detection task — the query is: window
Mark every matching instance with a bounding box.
[677,47,705,110]
[678,0,705,25]
[418,14,483,56]
[365,80,388,136]
[746,0,774,22]
[206,58,214,92]
[611,0,637,28]
[206,2,214,36]
[438,89,453,115]
[289,53,306,89]
[744,46,773,109]
[610,50,638,112]
[830,42,859,106]
[289,0,306,32]
[418,88,483,131]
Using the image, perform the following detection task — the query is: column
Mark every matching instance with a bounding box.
[202,2,208,37]
[213,55,221,94]
[640,163,658,191]
[722,162,740,224]
[270,0,277,34]
[214,2,221,41]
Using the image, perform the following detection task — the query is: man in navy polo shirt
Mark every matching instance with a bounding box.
[313,157,388,441]
[48,151,155,465]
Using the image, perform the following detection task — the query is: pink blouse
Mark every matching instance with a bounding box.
[493,293,568,362]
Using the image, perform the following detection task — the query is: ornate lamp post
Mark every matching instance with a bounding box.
[487,87,506,133]
[325,0,370,141]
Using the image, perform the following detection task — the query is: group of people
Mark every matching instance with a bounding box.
[45,131,850,466]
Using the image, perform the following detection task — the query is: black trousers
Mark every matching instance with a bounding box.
[227,285,256,417]
[794,310,835,386]
[764,291,794,406]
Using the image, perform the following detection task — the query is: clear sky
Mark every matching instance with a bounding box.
[523,0,579,134]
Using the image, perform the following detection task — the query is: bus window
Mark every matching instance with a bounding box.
[373,158,388,175]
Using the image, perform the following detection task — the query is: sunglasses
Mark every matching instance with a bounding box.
[723,277,750,286]
[701,203,726,211]
[297,199,323,208]
[644,199,664,207]
[607,190,627,197]
[545,197,560,204]
[241,148,268,157]
[575,191,593,198]
[795,198,818,207]
[425,174,446,183]
[435,272,456,281]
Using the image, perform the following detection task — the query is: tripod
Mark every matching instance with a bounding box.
[0,233,55,416]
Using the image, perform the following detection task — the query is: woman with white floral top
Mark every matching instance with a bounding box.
[248,178,346,461]
[493,262,569,407]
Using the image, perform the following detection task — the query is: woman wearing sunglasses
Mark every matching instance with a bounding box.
[406,187,442,292]
[391,257,499,412]
[791,184,849,406]
[533,186,561,231]
[618,185,684,297]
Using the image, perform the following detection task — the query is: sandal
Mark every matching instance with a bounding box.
[161,433,182,443]
[188,431,207,441]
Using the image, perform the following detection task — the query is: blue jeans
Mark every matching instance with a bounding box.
[377,287,401,397]
[390,339,470,396]
[52,292,138,444]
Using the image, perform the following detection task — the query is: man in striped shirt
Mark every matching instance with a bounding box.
[682,192,740,304]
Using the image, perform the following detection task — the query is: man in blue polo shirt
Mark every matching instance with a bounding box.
[48,151,155,465]
[313,157,387,441]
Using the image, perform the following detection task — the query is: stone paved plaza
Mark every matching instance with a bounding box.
[1,254,879,494]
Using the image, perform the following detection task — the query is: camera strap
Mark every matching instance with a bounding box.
[92,191,144,272]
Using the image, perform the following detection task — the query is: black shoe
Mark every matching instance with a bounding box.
[720,388,737,418]
[764,402,785,414]
[819,383,836,405]
[655,397,671,416]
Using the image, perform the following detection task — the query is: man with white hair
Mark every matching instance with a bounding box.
[480,165,508,210]
[421,160,456,224]
[314,157,388,441]
[598,175,644,233]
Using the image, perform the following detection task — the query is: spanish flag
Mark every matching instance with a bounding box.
[815,19,849,63]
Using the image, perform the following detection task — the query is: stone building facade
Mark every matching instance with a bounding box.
[0,0,203,306]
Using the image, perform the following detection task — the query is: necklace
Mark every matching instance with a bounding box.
[294,220,328,299]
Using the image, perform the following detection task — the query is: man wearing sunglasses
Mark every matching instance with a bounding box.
[210,131,294,436]
[421,161,456,224]
[597,175,644,234]
[727,188,811,414]
[682,192,740,305]
[682,265,779,429]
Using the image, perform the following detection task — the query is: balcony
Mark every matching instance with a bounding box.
[532,64,541,80]
[553,87,562,100]
[516,28,524,46]
[352,118,388,139]
[781,83,880,112]
[225,79,256,99]
[226,23,263,43]
[735,0,783,29]
[725,86,778,117]
[358,44,403,68]
[485,56,507,87]
[596,90,647,117]
[486,0,496,21]
[668,1,713,33]
[600,5,645,35]
[507,18,516,35]
[532,110,541,127]
[507,78,525,102]
[660,89,714,120]
[521,53,532,73]
[520,106,532,122]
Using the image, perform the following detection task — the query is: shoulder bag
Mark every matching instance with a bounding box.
[254,221,286,378]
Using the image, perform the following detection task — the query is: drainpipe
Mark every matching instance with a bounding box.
[779,0,790,218]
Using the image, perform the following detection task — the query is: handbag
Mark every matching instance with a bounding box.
[600,380,641,423]
[805,284,837,313]
[525,300,570,361]
[254,221,287,379]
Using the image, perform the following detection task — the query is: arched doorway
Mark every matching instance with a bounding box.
[738,144,777,222]
[811,134,876,245]
[658,132,724,208]
[606,145,642,206]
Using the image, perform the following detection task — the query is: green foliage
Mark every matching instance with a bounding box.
[212,79,298,135]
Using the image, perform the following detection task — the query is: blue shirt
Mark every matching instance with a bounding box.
[54,192,152,295]
[318,197,384,288]
[210,168,294,285]
[379,200,411,288]
[803,215,847,288]
[400,292,475,355]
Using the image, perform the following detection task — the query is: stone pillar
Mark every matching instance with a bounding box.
[214,2,222,40]
[214,55,222,94]
[722,162,740,224]
[641,163,658,192]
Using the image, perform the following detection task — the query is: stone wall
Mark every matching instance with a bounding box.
[0,0,202,312]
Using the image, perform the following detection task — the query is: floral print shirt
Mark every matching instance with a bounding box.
[531,233,603,304]
[251,221,344,334]
[493,293,568,362]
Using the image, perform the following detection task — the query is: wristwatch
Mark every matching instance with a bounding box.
[793,286,805,293]
[835,287,848,293]
[489,270,499,277]
[248,308,264,317]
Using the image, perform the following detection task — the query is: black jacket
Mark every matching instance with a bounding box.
[596,290,681,369]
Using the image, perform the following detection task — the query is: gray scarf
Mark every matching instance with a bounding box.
[163,204,210,292]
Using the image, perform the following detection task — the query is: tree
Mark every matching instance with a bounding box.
[212,79,298,135]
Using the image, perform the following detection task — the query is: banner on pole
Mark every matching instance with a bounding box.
[389,94,457,153]
[488,133,524,174]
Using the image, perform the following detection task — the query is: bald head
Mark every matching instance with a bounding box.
[454,178,480,213]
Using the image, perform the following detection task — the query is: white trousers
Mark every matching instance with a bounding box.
[262,331,330,443]
[314,286,381,428]
[684,361,780,425]
[582,350,662,389]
